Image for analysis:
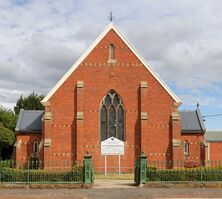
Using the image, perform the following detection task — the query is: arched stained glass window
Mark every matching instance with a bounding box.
[100,90,124,141]
[117,105,124,141]
[109,105,116,138]
[113,94,120,106]
[105,94,111,106]
[100,105,107,141]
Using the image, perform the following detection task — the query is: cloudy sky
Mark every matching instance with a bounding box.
[0,0,222,130]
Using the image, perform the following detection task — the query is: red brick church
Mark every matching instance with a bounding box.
[14,23,206,171]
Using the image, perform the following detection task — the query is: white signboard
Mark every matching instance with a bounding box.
[101,137,124,155]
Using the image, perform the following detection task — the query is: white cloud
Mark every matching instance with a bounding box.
[0,0,222,110]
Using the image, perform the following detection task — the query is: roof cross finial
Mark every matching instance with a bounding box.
[197,102,200,109]
[109,11,114,22]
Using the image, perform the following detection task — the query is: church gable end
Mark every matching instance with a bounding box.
[42,23,181,105]
[38,23,185,169]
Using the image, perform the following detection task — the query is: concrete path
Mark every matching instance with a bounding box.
[93,179,136,188]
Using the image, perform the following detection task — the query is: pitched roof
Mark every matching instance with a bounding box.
[41,23,181,104]
[15,109,44,133]
[179,108,206,133]
[15,107,206,134]
[205,131,222,142]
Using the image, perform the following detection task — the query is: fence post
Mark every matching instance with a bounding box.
[91,160,94,183]
[200,160,203,183]
[139,152,147,184]
[0,164,1,182]
[27,159,30,183]
[135,160,140,185]
[134,160,137,184]
[84,154,92,184]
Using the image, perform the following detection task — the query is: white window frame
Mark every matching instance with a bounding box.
[184,140,189,155]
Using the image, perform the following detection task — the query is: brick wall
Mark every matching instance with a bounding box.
[181,133,205,162]
[15,133,42,163]
[208,142,222,162]
[42,29,183,171]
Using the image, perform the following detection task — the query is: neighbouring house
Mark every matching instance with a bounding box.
[205,131,222,164]
[14,23,206,171]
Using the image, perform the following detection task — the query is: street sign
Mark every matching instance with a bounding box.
[101,137,124,155]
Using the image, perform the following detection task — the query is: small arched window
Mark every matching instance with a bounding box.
[109,43,115,60]
[100,90,124,141]
[184,140,189,155]
[33,142,39,157]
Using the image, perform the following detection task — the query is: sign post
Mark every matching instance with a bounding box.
[118,155,120,175]
[101,137,124,175]
[105,155,107,175]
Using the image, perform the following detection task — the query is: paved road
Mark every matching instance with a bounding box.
[0,188,222,199]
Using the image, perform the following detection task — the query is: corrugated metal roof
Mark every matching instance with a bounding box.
[205,131,222,142]
[179,109,205,133]
[15,109,44,133]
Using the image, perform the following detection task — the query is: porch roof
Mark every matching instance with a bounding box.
[179,108,206,133]
[15,109,44,133]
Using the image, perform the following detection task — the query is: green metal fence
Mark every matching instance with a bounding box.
[147,160,222,182]
[135,154,222,185]
[0,156,94,184]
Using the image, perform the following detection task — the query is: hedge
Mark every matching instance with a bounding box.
[147,168,222,181]
[0,167,83,183]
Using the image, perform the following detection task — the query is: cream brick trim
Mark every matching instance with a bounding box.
[77,112,84,120]
[44,112,52,120]
[208,142,210,161]
[140,81,148,88]
[39,140,43,150]
[107,58,117,64]
[44,138,51,147]
[173,102,182,107]
[14,139,22,148]
[141,112,148,120]
[172,139,181,147]
[77,80,84,88]
[171,112,179,120]
[203,141,209,147]
[41,101,50,106]
[42,23,181,104]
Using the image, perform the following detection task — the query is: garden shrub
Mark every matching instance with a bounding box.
[147,167,222,181]
[0,167,83,183]
[0,160,14,168]
[184,160,200,168]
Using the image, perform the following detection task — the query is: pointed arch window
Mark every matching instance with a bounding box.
[100,90,124,141]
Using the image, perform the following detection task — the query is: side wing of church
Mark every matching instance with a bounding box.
[14,23,206,171]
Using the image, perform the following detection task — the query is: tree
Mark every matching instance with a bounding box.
[14,92,45,114]
[0,124,14,159]
[0,107,17,131]
[0,107,16,159]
